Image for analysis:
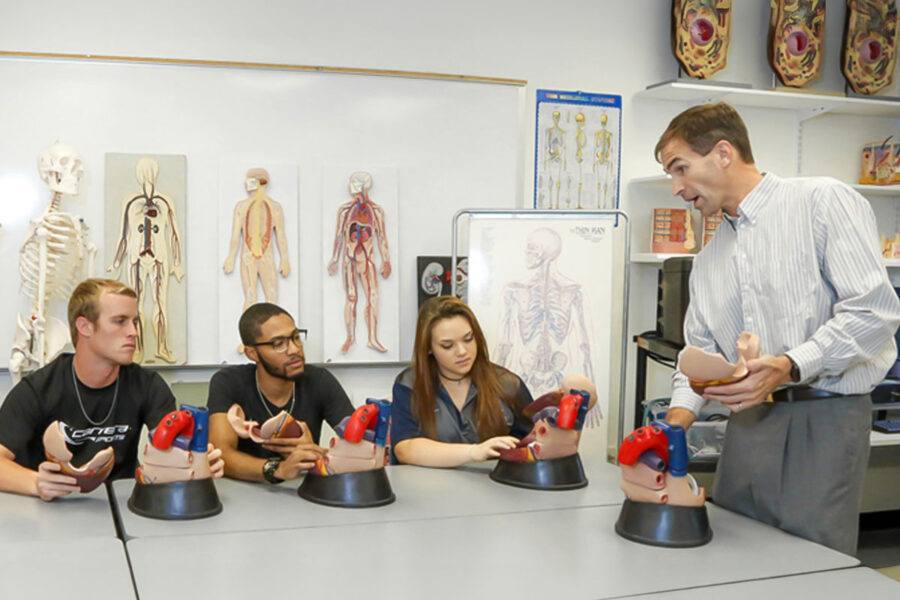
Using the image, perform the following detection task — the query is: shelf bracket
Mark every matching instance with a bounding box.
[797,102,844,122]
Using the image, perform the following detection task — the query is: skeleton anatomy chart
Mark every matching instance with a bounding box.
[467,216,614,420]
[105,153,187,365]
[323,168,399,363]
[10,142,96,383]
[218,163,298,361]
[534,90,621,211]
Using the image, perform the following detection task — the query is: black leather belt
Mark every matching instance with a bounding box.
[771,386,844,402]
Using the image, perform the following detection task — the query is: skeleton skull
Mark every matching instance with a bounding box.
[348,171,373,195]
[37,143,84,195]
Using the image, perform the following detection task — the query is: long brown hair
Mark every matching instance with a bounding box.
[411,296,510,440]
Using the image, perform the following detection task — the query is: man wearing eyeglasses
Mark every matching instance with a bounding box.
[208,303,354,483]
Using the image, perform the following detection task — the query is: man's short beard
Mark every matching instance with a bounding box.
[258,354,305,382]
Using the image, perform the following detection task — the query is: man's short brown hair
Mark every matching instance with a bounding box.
[655,102,755,164]
[67,278,137,345]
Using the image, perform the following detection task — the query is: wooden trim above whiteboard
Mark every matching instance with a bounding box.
[0,50,528,86]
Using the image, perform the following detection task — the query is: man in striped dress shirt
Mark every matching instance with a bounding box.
[654,102,900,554]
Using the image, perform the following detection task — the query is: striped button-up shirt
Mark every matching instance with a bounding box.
[671,173,900,414]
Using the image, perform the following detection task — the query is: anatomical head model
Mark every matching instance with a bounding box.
[136,405,213,484]
[11,142,96,384]
[618,420,705,507]
[671,0,732,79]
[498,374,598,463]
[42,421,114,493]
[310,399,391,475]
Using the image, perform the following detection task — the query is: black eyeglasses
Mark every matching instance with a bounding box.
[251,329,307,353]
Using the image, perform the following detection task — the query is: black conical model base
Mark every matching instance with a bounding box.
[298,468,395,508]
[615,499,712,548]
[489,453,588,490]
[128,478,222,520]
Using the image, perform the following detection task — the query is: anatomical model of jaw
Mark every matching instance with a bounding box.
[678,331,760,394]
[499,375,597,463]
[43,421,115,493]
[544,110,566,209]
[108,157,184,364]
[226,404,305,443]
[618,421,705,507]
[311,399,391,475]
[11,142,96,384]
[136,405,213,484]
[223,168,290,314]
[327,171,391,354]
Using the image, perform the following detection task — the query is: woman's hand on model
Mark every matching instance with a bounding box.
[469,436,519,462]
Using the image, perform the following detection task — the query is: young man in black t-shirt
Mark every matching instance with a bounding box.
[0,278,223,500]
[208,303,353,484]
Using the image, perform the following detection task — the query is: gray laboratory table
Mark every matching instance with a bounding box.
[111,453,625,539]
[126,502,858,600]
[626,566,900,599]
[0,484,117,542]
[0,538,134,599]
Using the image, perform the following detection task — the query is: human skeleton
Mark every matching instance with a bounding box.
[495,228,594,397]
[10,143,95,383]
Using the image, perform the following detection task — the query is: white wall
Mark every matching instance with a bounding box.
[2,1,887,428]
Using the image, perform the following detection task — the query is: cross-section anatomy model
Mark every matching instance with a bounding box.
[108,157,184,363]
[11,143,96,383]
[327,171,391,354]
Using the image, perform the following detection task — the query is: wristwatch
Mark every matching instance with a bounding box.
[262,457,284,484]
[786,355,801,383]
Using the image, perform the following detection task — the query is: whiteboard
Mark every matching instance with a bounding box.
[0,57,523,367]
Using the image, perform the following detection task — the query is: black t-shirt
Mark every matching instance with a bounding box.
[207,364,354,459]
[0,353,175,480]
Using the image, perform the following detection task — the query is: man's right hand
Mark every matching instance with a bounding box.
[35,461,79,502]
[274,443,328,480]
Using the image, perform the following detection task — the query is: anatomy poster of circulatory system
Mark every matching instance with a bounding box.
[321,166,400,363]
[467,215,614,426]
[217,162,299,362]
[534,89,621,211]
[104,153,187,365]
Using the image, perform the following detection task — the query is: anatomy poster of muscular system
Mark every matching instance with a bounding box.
[322,166,399,363]
[217,162,299,362]
[467,215,613,419]
[104,153,188,365]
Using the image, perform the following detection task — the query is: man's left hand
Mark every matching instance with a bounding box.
[701,354,792,412]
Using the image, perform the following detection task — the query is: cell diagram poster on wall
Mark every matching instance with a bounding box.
[104,153,187,366]
[321,166,400,363]
[534,89,621,212]
[466,214,614,424]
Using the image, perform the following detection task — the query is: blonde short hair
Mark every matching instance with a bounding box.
[67,278,137,345]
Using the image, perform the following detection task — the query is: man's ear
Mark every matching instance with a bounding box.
[75,316,94,340]
[713,140,734,169]
[244,345,259,364]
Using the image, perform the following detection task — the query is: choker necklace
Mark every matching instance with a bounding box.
[438,371,468,383]
[71,360,119,426]
[255,373,295,418]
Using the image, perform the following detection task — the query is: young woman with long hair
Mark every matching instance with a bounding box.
[391,296,532,467]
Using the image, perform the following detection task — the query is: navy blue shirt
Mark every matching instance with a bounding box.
[390,364,532,448]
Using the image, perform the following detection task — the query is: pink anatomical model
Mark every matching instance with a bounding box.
[678,331,760,394]
[42,421,114,493]
[310,399,391,475]
[136,405,213,484]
